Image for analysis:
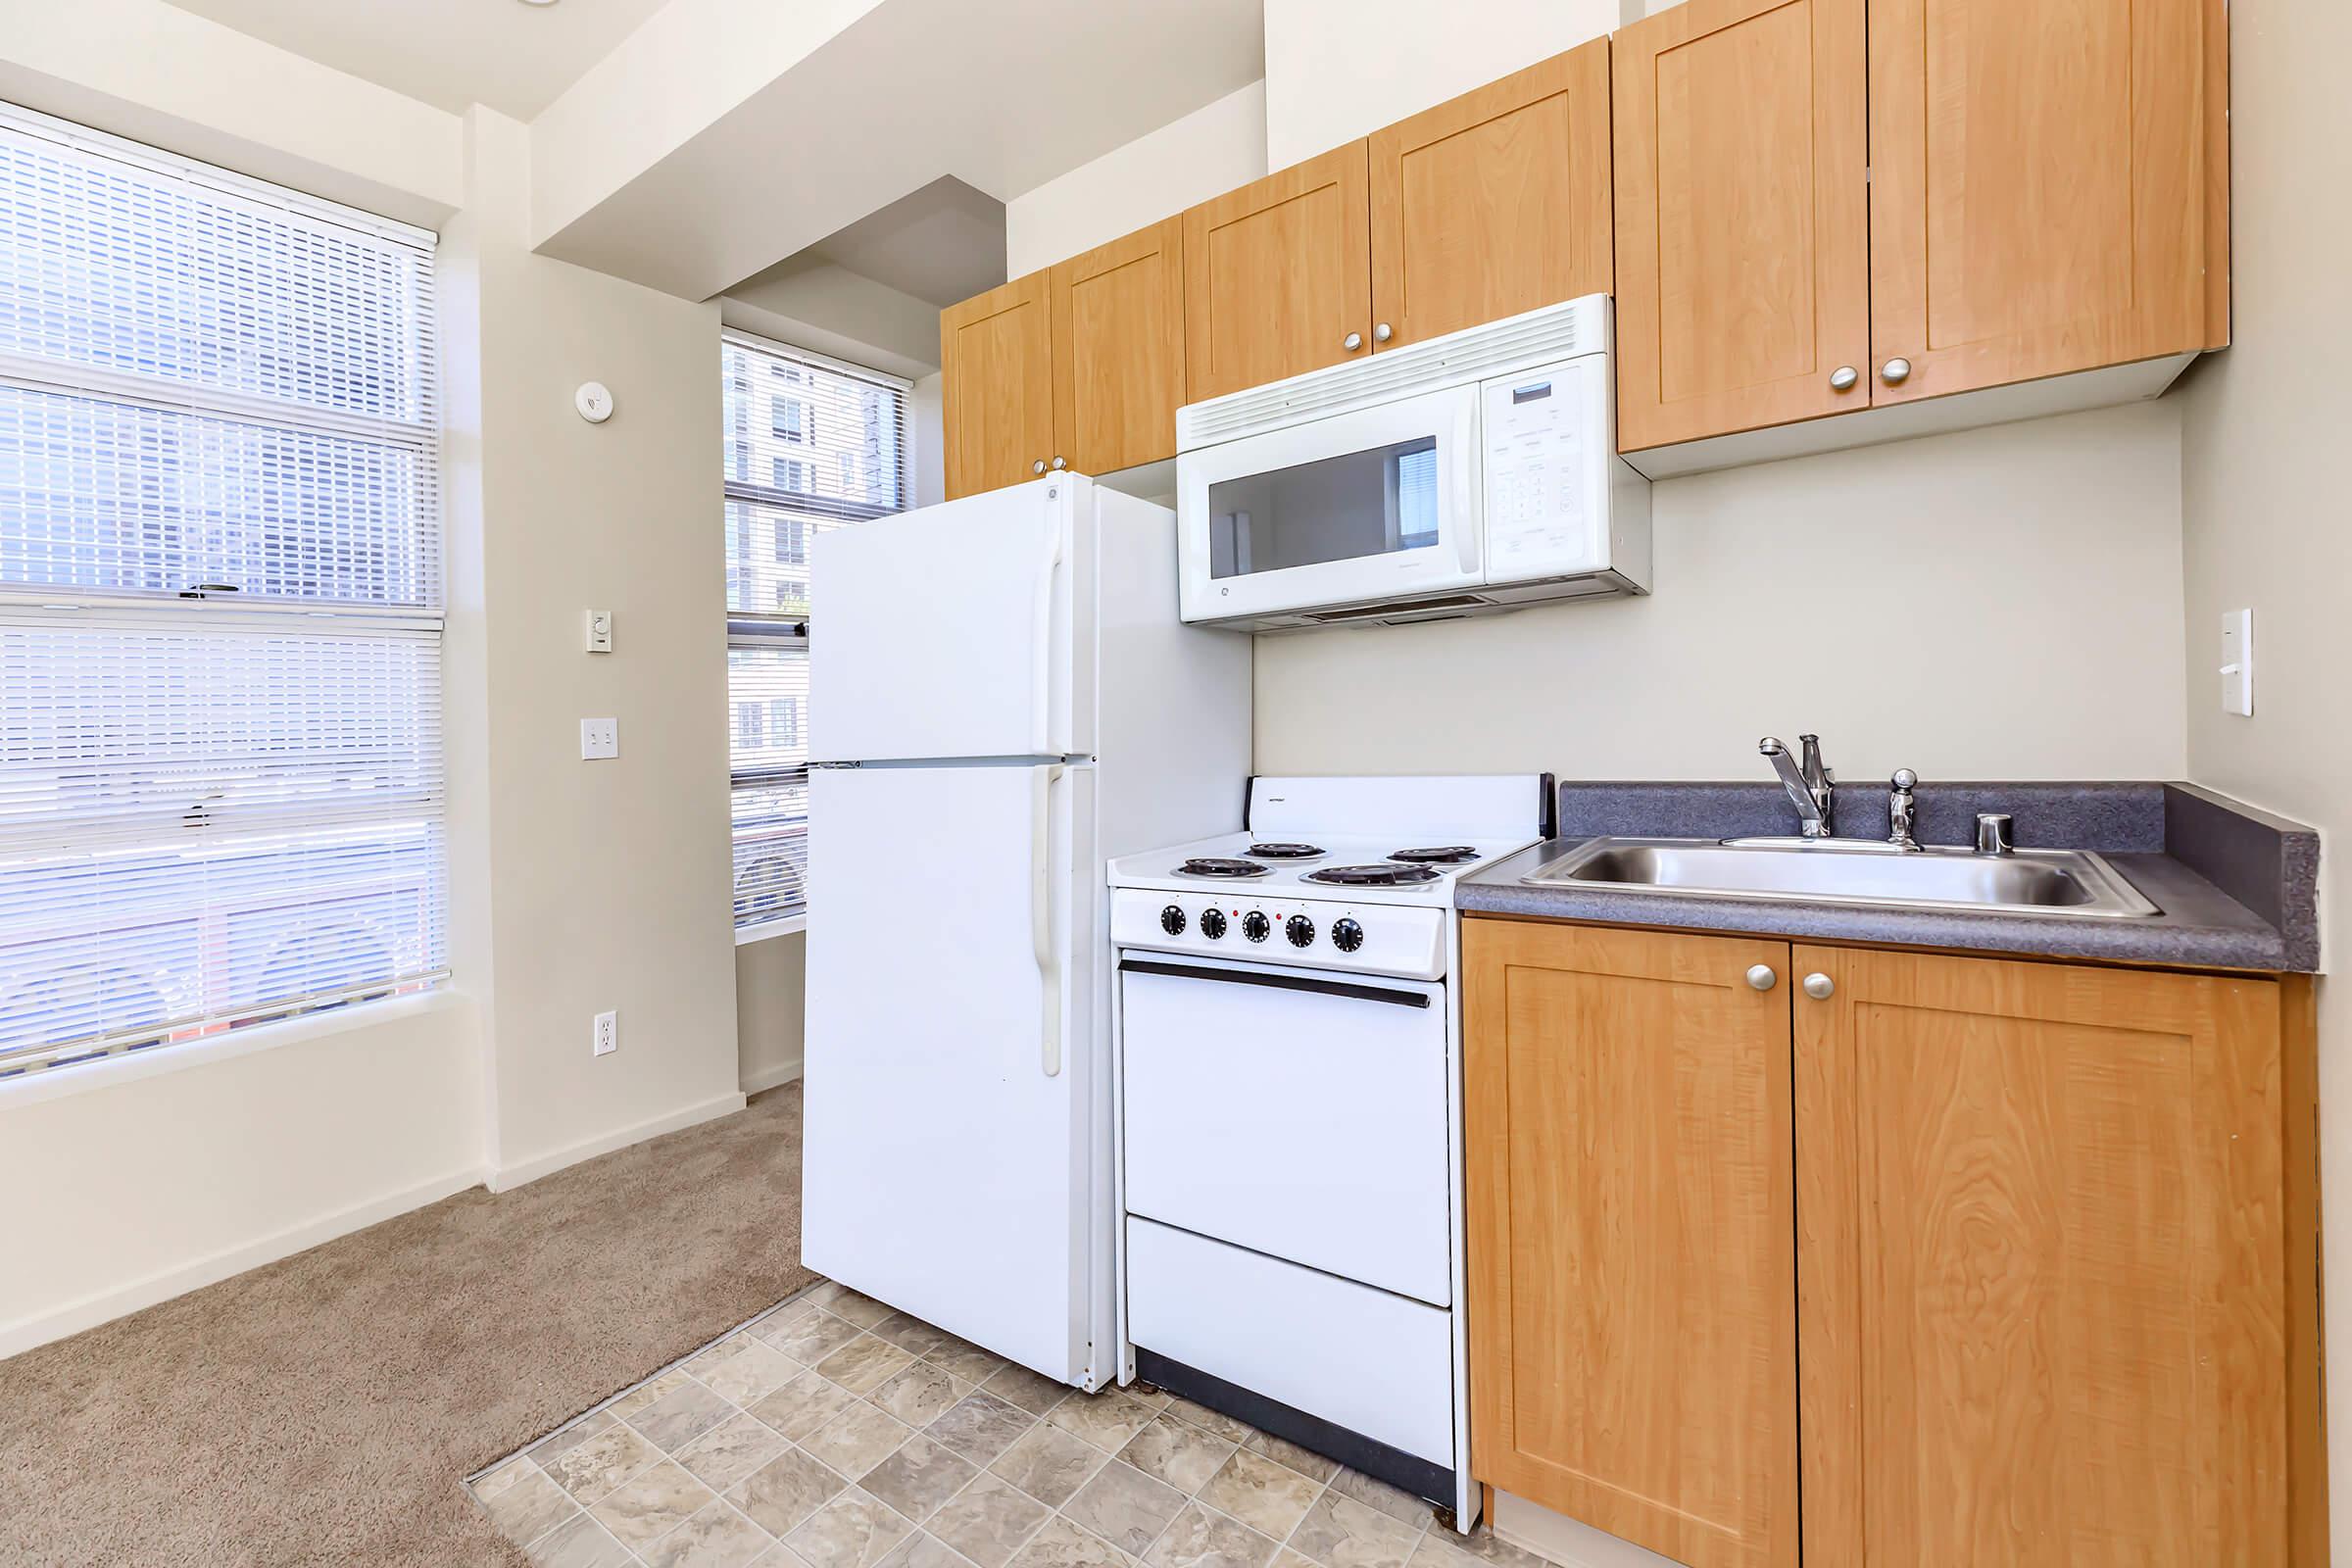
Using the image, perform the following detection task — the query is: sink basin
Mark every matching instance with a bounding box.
[1520,836,2161,918]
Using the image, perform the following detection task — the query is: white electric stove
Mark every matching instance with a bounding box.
[1107,774,1549,1534]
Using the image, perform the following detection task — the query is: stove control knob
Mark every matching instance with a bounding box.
[1159,905,1186,936]
[1285,914,1316,948]
[1242,910,1271,943]
[1331,917,1364,953]
[1200,907,1228,939]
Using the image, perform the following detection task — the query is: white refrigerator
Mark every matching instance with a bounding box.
[803,474,1250,1390]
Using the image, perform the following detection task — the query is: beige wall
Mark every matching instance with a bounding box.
[1,32,750,1349]
[737,935,808,1094]
[460,107,744,1184]
[0,999,483,1355]
[1004,79,1269,276]
[1257,403,2190,783]
[2176,0,2352,1528]
[1262,0,1620,167]
[0,0,462,222]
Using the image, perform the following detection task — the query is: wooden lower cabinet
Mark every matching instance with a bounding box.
[1793,946,2288,1566]
[1464,919,2315,1567]
[1463,920,1799,1568]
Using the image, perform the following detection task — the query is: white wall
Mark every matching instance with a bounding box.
[1257,403,2190,783]
[1262,0,1619,167]
[2175,0,2352,1532]
[1004,79,1269,276]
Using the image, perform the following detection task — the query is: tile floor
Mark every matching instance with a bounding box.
[468,1280,1570,1568]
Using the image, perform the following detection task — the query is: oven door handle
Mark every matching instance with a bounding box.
[1118,958,1431,1009]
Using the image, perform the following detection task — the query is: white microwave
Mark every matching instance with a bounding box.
[1175,295,1649,632]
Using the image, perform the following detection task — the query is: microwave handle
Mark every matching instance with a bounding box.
[1452,395,1481,577]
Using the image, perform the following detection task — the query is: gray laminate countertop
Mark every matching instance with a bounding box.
[1458,781,2319,973]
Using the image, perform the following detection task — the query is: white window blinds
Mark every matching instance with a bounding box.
[0,103,446,1077]
[722,329,908,931]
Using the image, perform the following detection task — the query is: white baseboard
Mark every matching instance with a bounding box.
[487,1090,748,1194]
[0,1164,485,1361]
[741,1056,804,1097]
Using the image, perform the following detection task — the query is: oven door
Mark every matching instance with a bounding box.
[1175,382,1481,626]
[1118,953,1451,1304]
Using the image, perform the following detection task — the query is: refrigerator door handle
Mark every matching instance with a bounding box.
[1032,763,1065,1076]
[1029,516,1062,757]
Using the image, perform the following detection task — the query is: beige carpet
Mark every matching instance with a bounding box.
[0,1084,817,1568]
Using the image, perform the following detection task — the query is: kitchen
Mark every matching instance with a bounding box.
[0,1,2339,1566]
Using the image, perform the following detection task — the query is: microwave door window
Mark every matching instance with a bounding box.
[1208,436,1441,580]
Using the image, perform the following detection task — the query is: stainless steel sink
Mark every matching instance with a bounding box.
[1520,836,2161,918]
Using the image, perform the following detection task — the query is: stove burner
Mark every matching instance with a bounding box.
[1246,842,1324,859]
[1390,846,1479,864]
[1174,857,1271,879]
[1303,863,1443,887]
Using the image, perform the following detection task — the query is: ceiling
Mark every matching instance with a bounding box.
[805,178,1006,308]
[164,0,673,118]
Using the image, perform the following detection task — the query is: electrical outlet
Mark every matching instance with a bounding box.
[579,717,618,760]
[592,1009,617,1056]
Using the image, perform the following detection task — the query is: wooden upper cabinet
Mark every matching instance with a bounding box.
[1612,0,1870,452]
[940,271,1054,500]
[1182,142,1372,402]
[1867,0,2230,407]
[1793,947,2287,1566]
[1465,919,1799,1568]
[1050,218,1186,476]
[1370,38,1613,351]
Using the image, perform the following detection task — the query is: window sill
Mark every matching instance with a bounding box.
[735,913,808,947]
[0,987,464,1110]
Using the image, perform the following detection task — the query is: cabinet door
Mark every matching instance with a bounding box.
[1464,919,1798,1568]
[1611,0,1870,452]
[940,271,1054,499]
[1050,218,1185,476]
[1368,38,1612,351]
[1866,0,2229,406]
[1792,947,2286,1566]
[1182,141,1371,403]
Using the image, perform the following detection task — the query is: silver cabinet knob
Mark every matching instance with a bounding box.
[1343,331,1364,352]
[1374,322,1394,344]
[1881,358,1913,386]
[1745,964,1778,993]
[1031,460,1047,475]
[1802,972,1836,1001]
[1830,365,1859,392]
[1050,456,1066,470]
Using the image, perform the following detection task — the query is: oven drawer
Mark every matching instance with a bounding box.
[1119,955,1450,1304]
[1127,1217,1454,1465]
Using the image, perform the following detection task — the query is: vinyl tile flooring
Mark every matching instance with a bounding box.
[468,1280,1570,1568]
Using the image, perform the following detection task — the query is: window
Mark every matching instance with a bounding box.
[0,104,446,1078]
[721,329,909,932]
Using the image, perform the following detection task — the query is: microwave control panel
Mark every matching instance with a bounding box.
[1481,354,1608,584]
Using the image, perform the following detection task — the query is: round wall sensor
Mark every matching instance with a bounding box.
[574,381,613,423]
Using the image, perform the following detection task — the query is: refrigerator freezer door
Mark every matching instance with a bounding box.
[803,760,1096,1384]
[808,480,1083,763]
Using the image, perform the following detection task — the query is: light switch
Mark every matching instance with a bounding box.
[2220,609,2253,716]
[580,717,618,759]
[585,609,613,654]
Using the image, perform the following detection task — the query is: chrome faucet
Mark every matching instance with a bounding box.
[1887,768,1921,850]
[1760,735,1834,838]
